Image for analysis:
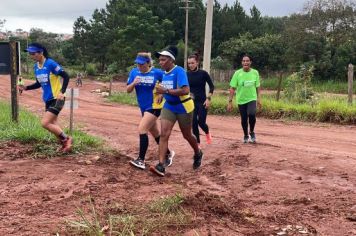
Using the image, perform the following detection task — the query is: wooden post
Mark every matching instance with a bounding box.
[348,64,354,105]
[276,72,283,101]
[69,88,74,134]
[109,76,113,96]
[9,41,18,122]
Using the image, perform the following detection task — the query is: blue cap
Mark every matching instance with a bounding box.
[24,45,44,53]
[134,55,150,65]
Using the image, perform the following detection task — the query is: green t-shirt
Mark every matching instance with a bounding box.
[229,68,260,105]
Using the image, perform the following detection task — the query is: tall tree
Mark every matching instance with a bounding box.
[249,5,263,37]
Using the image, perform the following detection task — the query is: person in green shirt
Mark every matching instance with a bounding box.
[227,54,261,143]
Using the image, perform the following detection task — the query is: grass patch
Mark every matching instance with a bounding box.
[66,193,191,235]
[107,91,356,124]
[261,77,356,94]
[0,100,104,158]
[108,92,137,106]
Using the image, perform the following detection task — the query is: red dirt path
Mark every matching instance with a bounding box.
[0,75,355,235]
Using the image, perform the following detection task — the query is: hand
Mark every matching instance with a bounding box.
[204,99,211,109]
[57,92,65,100]
[155,84,167,94]
[133,77,141,85]
[227,102,233,112]
[156,94,163,104]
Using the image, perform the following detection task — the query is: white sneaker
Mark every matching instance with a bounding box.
[164,150,175,167]
[129,158,146,170]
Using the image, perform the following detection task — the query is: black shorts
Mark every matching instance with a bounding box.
[45,99,65,116]
[141,109,161,118]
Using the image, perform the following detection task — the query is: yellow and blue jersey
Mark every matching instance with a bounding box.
[33,58,64,102]
[161,65,194,114]
[127,67,164,112]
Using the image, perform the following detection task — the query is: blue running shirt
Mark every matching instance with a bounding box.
[161,66,194,114]
[33,58,64,102]
[127,67,164,112]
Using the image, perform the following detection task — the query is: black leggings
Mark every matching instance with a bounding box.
[192,101,209,143]
[238,101,257,136]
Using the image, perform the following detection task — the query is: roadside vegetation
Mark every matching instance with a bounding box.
[0,100,104,158]
[66,194,191,235]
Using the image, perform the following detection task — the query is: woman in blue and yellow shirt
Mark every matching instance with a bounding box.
[150,46,203,177]
[19,43,72,152]
[127,52,174,170]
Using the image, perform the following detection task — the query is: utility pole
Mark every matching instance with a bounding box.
[180,0,194,69]
[203,0,213,95]
[203,0,213,74]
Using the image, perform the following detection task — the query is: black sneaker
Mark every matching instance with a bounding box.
[150,163,165,177]
[243,135,249,143]
[164,150,175,167]
[129,158,146,170]
[250,132,256,143]
[193,150,204,170]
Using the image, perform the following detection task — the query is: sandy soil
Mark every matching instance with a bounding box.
[0,75,355,235]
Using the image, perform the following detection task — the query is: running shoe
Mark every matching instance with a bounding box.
[193,149,204,170]
[150,163,165,177]
[206,133,212,144]
[129,158,146,170]
[164,150,175,167]
[243,135,249,143]
[250,132,256,143]
[62,136,73,152]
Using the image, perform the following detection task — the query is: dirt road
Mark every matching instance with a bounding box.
[0,76,355,235]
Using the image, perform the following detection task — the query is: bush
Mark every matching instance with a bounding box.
[284,65,315,103]
[86,63,97,76]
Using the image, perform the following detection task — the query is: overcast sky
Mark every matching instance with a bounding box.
[0,0,307,34]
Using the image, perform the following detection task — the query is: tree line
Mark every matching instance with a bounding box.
[5,0,356,80]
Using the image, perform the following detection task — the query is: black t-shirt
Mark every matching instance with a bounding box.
[187,69,214,102]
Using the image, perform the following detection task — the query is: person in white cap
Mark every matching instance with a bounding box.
[150,46,203,177]
[127,52,175,170]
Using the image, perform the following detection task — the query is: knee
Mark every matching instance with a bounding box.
[41,120,50,129]
[160,130,170,141]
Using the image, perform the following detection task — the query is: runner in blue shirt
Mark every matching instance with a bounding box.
[150,46,203,177]
[18,43,72,152]
[127,52,175,170]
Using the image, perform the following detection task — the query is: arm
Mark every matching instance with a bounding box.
[155,84,190,96]
[227,87,236,112]
[24,80,41,91]
[204,71,214,108]
[55,70,70,100]
[59,70,70,94]
[127,77,140,93]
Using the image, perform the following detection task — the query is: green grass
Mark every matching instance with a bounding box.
[260,77,356,94]
[108,91,356,124]
[108,92,138,106]
[66,194,191,236]
[0,100,104,158]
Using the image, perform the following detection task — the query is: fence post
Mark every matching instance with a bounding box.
[276,72,283,101]
[348,64,354,105]
[109,75,113,96]
[9,41,18,122]
[69,88,74,135]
